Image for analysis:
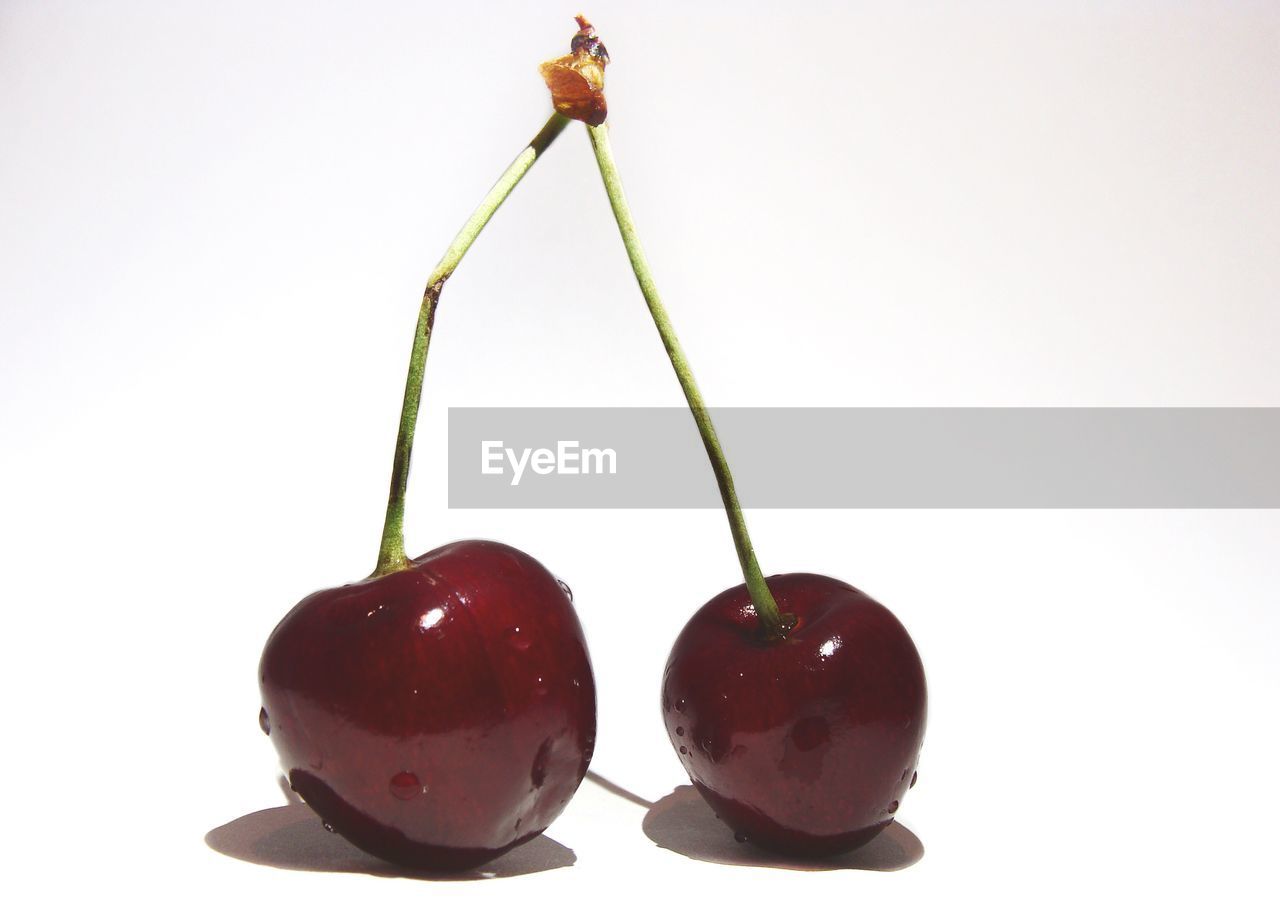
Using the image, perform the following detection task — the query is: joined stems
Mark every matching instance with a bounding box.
[374,112,570,576]
[586,123,786,637]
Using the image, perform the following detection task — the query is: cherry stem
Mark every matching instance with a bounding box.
[374,112,570,577]
[585,123,786,637]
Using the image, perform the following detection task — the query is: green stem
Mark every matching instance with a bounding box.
[586,123,787,637]
[373,112,570,577]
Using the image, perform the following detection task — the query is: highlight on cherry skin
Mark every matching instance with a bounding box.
[259,540,596,871]
[662,573,926,858]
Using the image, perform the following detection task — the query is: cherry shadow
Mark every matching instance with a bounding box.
[587,774,923,872]
[205,784,575,881]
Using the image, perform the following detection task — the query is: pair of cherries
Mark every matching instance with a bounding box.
[260,545,925,869]
[257,16,926,873]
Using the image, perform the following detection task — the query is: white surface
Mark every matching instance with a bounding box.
[2,2,1278,912]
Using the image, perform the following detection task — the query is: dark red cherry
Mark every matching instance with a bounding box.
[259,539,596,871]
[662,573,925,857]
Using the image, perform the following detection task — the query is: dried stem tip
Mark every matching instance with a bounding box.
[540,14,609,126]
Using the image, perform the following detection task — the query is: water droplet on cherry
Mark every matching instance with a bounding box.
[734,831,747,843]
[505,626,532,651]
[678,745,687,754]
[911,771,918,788]
[531,739,552,788]
[258,708,271,735]
[675,726,685,736]
[557,579,573,602]
[389,771,424,800]
[322,821,335,833]
[888,800,900,814]
[790,715,830,752]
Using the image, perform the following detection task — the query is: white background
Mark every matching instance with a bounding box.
[2,1,1278,911]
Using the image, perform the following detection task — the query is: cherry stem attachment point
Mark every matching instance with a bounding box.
[374,112,571,577]
[585,123,786,637]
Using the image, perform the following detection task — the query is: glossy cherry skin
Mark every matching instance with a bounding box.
[259,540,595,871]
[662,573,926,857]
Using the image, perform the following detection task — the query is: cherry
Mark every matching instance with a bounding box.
[260,539,595,870]
[255,110,591,870]
[571,21,928,858]
[662,574,925,856]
